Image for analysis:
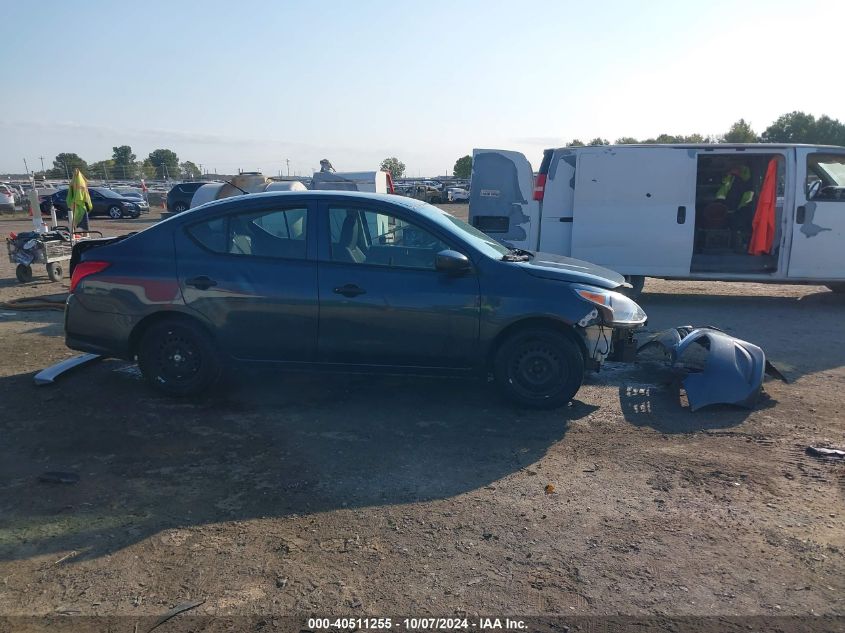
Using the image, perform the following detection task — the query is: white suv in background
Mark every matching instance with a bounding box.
[0,184,16,213]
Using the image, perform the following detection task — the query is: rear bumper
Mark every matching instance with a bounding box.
[64,294,137,360]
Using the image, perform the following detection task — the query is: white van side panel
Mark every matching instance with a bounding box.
[468,149,539,249]
[571,147,697,276]
[538,149,577,255]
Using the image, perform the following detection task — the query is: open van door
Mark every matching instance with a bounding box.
[571,147,697,276]
[787,148,845,280]
[468,149,539,250]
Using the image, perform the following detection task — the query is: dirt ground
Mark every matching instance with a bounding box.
[0,204,843,630]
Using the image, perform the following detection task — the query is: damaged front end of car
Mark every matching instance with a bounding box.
[637,326,781,411]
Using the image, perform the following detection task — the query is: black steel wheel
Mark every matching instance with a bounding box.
[138,319,221,396]
[494,328,584,409]
[15,264,33,283]
[46,262,63,282]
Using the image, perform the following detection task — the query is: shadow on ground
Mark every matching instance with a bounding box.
[0,363,595,563]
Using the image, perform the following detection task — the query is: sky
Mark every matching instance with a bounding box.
[2,0,844,177]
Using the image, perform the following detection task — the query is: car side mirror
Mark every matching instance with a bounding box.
[435,249,471,275]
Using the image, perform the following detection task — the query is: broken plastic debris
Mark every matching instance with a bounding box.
[806,446,845,459]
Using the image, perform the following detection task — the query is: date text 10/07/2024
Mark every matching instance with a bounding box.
[307,618,528,631]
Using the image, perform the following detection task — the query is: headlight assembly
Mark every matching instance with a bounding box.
[573,285,647,327]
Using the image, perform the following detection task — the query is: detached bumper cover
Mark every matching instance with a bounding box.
[638,326,767,411]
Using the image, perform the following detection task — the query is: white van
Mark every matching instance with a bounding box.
[469,144,845,295]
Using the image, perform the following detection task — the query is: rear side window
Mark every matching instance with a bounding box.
[188,207,308,259]
[188,216,227,252]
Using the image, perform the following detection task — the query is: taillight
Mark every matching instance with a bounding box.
[70,261,110,293]
[533,173,547,201]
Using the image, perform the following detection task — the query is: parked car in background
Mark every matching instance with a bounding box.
[446,187,470,202]
[65,191,646,408]
[113,188,150,214]
[0,184,15,212]
[167,182,208,213]
[45,186,143,219]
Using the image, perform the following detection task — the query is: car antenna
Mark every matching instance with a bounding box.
[224,180,250,195]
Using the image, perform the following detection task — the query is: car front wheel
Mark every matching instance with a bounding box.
[107,205,123,219]
[138,319,222,396]
[494,328,585,409]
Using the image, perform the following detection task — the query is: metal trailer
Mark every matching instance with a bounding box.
[6,229,101,283]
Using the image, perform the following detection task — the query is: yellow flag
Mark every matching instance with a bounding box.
[66,168,92,225]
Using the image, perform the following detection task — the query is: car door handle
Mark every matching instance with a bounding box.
[677,206,686,224]
[796,205,806,224]
[186,276,217,290]
[333,284,366,297]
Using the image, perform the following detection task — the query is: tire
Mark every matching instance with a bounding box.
[620,275,645,299]
[46,262,63,282]
[173,202,188,213]
[107,205,123,219]
[827,283,845,294]
[137,319,222,396]
[494,328,585,409]
[15,264,33,283]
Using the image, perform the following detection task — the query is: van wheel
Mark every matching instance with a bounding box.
[138,319,221,396]
[494,328,585,409]
[621,275,645,299]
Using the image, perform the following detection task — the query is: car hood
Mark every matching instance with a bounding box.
[516,251,626,289]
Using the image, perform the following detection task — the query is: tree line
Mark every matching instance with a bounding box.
[42,146,202,181]
[567,111,845,147]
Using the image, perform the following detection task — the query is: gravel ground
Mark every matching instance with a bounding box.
[0,204,843,629]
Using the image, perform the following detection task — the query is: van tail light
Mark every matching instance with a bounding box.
[70,261,110,293]
[385,171,395,194]
[533,173,547,201]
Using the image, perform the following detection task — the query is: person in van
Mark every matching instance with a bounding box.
[717,164,756,232]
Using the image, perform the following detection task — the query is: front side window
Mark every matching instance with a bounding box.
[807,154,845,201]
[328,207,449,270]
[188,207,308,259]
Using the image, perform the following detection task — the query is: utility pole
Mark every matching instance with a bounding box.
[286,158,290,177]
[39,156,45,174]
[23,158,30,175]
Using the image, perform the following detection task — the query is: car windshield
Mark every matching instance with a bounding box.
[93,188,123,199]
[400,198,511,258]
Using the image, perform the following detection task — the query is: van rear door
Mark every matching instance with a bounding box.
[468,149,539,249]
[571,147,697,276]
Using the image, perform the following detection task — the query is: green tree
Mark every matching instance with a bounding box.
[112,145,137,178]
[453,155,472,179]
[141,159,157,180]
[89,159,116,180]
[380,156,406,179]
[566,139,585,147]
[181,161,201,180]
[147,149,180,179]
[588,137,609,146]
[723,118,759,143]
[614,137,640,144]
[48,153,88,179]
[762,111,845,145]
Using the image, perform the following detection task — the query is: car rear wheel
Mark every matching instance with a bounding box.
[173,202,188,213]
[138,319,222,396]
[494,328,584,409]
[107,205,122,219]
